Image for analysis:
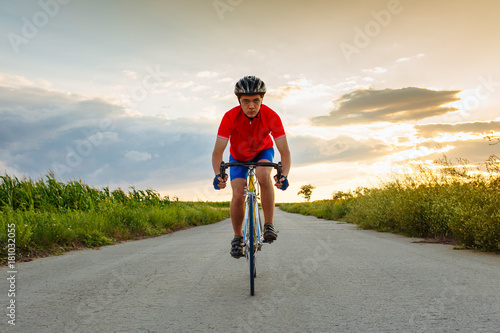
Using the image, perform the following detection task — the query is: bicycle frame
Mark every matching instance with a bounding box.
[220,161,282,296]
[243,168,263,255]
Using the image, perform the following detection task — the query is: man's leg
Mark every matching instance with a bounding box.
[255,160,274,225]
[256,161,278,242]
[230,178,246,237]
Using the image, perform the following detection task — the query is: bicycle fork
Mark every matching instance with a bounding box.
[243,199,263,257]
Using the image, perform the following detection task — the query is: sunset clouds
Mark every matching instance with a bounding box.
[312,87,461,126]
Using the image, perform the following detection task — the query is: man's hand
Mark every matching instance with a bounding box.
[274,175,289,191]
[213,174,228,190]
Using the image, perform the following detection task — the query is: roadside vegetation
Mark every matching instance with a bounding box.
[281,155,500,252]
[0,173,229,264]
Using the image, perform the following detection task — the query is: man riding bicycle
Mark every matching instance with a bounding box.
[212,76,291,258]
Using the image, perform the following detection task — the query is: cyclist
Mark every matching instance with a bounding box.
[212,75,291,258]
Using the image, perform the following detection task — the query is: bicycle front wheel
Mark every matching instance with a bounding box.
[248,195,256,296]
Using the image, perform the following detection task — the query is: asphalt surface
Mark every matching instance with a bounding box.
[1,208,500,332]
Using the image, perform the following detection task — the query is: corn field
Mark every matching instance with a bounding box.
[0,173,229,264]
[0,172,172,212]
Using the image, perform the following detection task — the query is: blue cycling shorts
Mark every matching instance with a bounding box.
[229,147,275,181]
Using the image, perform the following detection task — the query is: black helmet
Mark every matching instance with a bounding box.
[234,76,267,97]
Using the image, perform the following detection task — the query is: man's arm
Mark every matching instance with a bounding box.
[212,137,229,188]
[274,136,291,188]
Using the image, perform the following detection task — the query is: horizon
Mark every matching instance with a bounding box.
[1,0,499,202]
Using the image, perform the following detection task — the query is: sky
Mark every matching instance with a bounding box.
[1,0,499,202]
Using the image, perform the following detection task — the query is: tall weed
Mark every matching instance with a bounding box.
[281,156,500,252]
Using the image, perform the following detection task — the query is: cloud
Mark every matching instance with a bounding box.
[415,138,498,165]
[0,73,52,89]
[288,134,394,166]
[0,83,219,189]
[396,54,424,63]
[125,151,152,161]
[196,71,219,79]
[268,79,332,101]
[0,80,403,191]
[362,67,387,74]
[0,85,123,151]
[409,121,499,164]
[312,87,461,126]
[415,121,500,139]
[269,86,304,100]
[122,70,139,80]
[396,58,411,63]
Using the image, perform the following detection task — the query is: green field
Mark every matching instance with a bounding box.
[0,173,229,264]
[281,157,500,252]
[3,155,499,265]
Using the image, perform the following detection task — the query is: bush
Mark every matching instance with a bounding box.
[281,157,500,252]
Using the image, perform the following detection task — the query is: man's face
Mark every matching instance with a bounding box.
[240,94,262,119]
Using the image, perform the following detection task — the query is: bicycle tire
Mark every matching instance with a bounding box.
[248,195,256,296]
[255,204,263,277]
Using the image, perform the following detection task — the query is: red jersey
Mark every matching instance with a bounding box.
[217,104,286,161]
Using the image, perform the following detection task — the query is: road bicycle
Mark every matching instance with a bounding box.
[220,161,282,296]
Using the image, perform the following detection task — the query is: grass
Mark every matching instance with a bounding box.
[0,173,229,264]
[281,155,500,252]
[278,196,350,221]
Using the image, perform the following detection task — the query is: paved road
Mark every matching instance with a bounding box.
[1,209,500,332]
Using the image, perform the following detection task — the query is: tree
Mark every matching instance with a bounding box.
[298,184,315,202]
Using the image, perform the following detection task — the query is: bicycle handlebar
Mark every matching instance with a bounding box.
[220,161,282,181]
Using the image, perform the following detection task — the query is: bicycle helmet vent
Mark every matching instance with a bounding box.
[234,76,267,96]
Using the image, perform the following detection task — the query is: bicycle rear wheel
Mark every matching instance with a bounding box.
[248,195,256,296]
